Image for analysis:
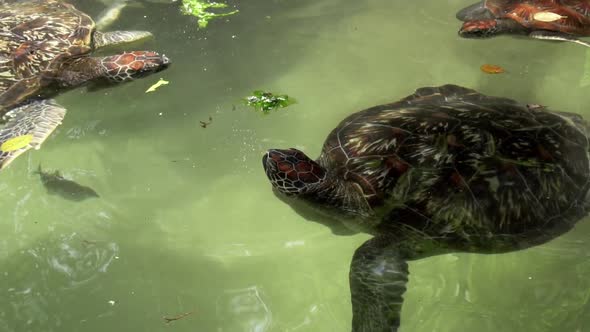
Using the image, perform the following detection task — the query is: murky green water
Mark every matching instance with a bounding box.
[1,0,590,331]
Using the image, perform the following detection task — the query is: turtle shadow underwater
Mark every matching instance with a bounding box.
[36,165,100,202]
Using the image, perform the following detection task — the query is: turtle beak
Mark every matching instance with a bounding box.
[161,54,171,67]
[262,150,277,173]
[144,52,170,71]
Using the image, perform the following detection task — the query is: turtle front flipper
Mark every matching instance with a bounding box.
[0,99,66,170]
[95,0,142,31]
[350,236,409,332]
[529,30,590,48]
[92,30,153,49]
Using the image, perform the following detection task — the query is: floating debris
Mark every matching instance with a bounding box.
[145,78,169,93]
[244,90,296,114]
[163,311,195,324]
[533,11,567,22]
[82,239,98,246]
[181,0,238,28]
[37,165,100,202]
[480,64,505,74]
[200,116,213,128]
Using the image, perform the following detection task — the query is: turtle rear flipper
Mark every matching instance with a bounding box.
[0,99,66,170]
[350,236,409,332]
[529,30,590,48]
[92,30,153,49]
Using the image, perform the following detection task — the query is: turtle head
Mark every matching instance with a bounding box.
[100,51,170,82]
[262,148,327,196]
[458,19,526,39]
[263,148,361,235]
[458,20,502,38]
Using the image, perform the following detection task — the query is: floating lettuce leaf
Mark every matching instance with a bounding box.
[181,0,238,28]
[145,78,169,93]
[581,48,590,88]
[1,134,33,152]
[244,90,296,114]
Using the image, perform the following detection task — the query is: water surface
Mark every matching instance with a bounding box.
[1,0,590,331]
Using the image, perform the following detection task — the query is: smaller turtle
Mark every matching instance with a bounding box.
[0,0,170,170]
[457,0,590,47]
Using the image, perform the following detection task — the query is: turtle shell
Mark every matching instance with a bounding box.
[0,0,95,98]
[485,0,590,35]
[319,85,590,236]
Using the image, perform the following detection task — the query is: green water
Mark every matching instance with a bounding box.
[1,0,590,331]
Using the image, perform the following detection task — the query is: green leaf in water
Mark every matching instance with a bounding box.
[181,0,239,28]
[244,90,297,115]
[580,48,590,88]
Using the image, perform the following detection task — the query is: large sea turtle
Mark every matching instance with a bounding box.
[262,84,590,331]
[0,0,170,170]
[457,0,590,47]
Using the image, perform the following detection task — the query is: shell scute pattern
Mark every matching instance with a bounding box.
[320,86,590,236]
[0,0,94,94]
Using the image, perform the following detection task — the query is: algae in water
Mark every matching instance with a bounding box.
[244,90,297,114]
[181,0,238,28]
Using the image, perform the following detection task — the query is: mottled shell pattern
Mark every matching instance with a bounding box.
[0,0,94,95]
[318,85,590,236]
[486,0,590,35]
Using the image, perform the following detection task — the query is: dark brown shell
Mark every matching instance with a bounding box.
[485,0,590,35]
[319,85,590,236]
[0,0,95,95]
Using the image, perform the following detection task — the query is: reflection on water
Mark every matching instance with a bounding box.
[217,286,272,332]
[1,233,119,331]
[38,234,118,287]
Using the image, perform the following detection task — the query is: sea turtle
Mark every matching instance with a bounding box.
[262,84,590,331]
[457,0,590,47]
[0,0,170,170]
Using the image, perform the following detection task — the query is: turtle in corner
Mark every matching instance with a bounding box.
[457,0,590,47]
[262,84,590,331]
[0,0,170,170]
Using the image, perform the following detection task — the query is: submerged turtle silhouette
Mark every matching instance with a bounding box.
[36,165,99,202]
[262,84,590,331]
[0,0,170,171]
[457,0,590,47]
